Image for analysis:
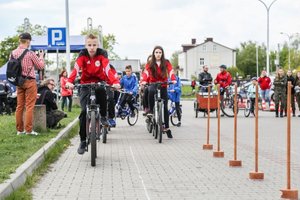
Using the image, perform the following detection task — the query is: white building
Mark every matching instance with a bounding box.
[178,38,236,79]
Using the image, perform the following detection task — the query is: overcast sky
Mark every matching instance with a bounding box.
[0,0,299,63]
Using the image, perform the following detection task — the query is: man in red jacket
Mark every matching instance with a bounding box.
[214,65,232,96]
[66,34,120,154]
[258,70,271,107]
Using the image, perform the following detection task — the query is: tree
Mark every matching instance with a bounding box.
[0,22,47,66]
[81,28,120,59]
[236,41,267,77]
[170,50,180,68]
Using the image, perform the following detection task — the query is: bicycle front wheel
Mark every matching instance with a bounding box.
[244,100,251,117]
[158,102,163,143]
[127,108,139,126]
[220,97,238,117]
[170,107,181,126]
[90,111,97,167]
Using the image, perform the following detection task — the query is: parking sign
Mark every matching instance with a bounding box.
[48,27,66,47]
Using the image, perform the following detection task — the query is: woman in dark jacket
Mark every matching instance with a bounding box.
[286,69,296,116]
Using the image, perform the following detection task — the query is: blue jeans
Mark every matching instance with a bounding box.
[260,89,270,105]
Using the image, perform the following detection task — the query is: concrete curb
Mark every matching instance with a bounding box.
[0,118,79,200]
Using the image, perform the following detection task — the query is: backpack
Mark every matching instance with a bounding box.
[6,49,29,86]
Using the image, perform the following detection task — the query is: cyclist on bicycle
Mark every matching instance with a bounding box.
[168,73,182,126]
[119,65,138,117]
[247,77,258,115]
[141,46,176,138]
[66,34,120,154]
[198,65,212,92]
[214,65,232,96]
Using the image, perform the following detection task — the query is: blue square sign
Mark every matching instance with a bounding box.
[48,27,66,47]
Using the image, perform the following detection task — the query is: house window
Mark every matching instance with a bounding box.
[200,58,204,65]
[213,45,217,52]
[202,45,206,52]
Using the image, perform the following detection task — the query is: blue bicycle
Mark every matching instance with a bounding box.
[169,101,182,127]
[115,90,139,126]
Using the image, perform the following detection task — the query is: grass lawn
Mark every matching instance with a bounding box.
[181,85,198,99]
[0,107,80,184]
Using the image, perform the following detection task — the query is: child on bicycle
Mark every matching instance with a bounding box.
[247,77,258,115]
[119,65,138,117]
[141,46,176,138]
[66,34,120,155]
[168,73,182,127]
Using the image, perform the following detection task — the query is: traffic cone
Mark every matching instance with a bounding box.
[261,100,266,111]
[269,100,275,111]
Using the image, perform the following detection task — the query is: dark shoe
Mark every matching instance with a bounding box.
[64,113,68,118]
[77,141,86,155]
[293,114,296,117]
[177,122,181,127]
[101,117,109,126]
[165,129,173,138]
[276,114,279,118]
[280,114,284,118]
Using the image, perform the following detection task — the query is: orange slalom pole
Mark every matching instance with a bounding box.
[214,84,224,157]
[281,81,298,199]
[249,83,264,179]
[229,84,242,167]
[203,85,213,150]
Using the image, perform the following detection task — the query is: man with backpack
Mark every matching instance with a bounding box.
[9,33,45,135]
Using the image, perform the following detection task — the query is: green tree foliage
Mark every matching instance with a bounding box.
[0,36,19,66]
[227,67,244,79]
[236,41,267,77]
[170,50,180,68]
[81,28,120,59]
[0,22,47,66]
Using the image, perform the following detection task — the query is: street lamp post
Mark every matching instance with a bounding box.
[24,18,30,32]
[98,25,103,49]
[257,0,278,75]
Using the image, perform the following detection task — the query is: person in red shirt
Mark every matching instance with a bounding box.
[66,34,120,154]
[214,65,232,96]
[60,70,73,112]
[258,70,271,107]
[141,46,176,138]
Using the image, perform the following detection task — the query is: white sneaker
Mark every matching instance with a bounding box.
[17,131,25,135]
[26,131,39,136]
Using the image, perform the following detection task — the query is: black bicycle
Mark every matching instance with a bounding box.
[220,86,239,117]
[77,82,109,167]
[145,82,171,143]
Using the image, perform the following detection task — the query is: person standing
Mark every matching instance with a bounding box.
[65,34,120,154]
[247,77,258,116]
[141,46,176,138]
[273,68,287,117]
[294,71,300,117]
[286,69,296,117]
[11,33,45,135]
[198,65,212,92]
[258,70,271,107]
[60,70,73,112]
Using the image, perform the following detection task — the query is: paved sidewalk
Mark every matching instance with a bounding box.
[32,101,300,200]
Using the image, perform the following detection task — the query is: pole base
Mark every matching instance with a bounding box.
[229,160,242,167]
[280,189,298,199]
[203,144,213,150]
[213,151,224,158]
[249,171,264,180]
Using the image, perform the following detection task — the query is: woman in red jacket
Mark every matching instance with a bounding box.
[60,70,73,112]
[258,70,271,107]
[141,46,176,138]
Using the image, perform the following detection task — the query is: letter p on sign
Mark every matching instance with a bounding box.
[48,27,66,47]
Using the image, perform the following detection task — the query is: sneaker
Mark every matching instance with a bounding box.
[17,131,25,135]
[143,108,150,116]
[108,118,116,127]
[100,117,109,126]
[26,131,39,135]
[177,122,181,127]
[77,141,87,155]
[165,129,173,138]
[146,111,153,117]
